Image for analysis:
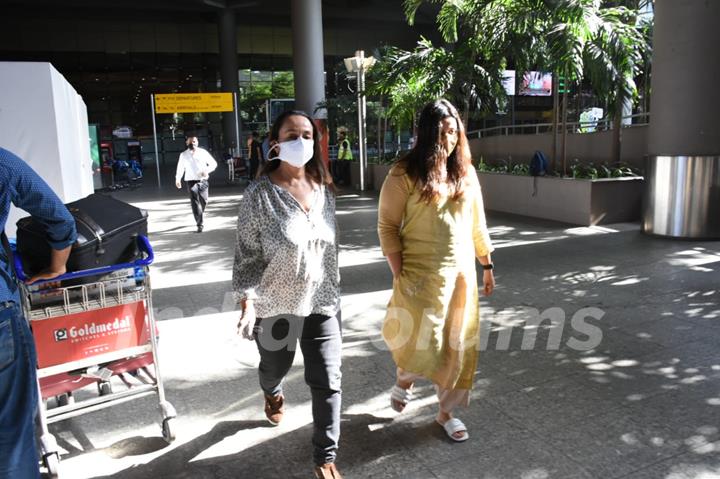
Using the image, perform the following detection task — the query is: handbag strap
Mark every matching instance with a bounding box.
[68,207,106,255]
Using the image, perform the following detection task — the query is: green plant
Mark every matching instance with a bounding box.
[476,157,493,172]
[490,159,510,173]
[598,164,612,178]
[404,0,650,165]
[585,161,642,179]
[477,158,640,179]
[511,163,530,175]
[569,160,596,179]
[613,164,640,177]
[238,70,296,127]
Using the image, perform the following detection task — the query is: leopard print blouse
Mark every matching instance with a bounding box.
[232,176,339,318]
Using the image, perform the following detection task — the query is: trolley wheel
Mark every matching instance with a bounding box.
[98,381,113,396]
[56,392,74,407]
[162,418,176,444]
[43,452,61,478]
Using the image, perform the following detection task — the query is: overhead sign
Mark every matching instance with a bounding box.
[154,93,234,113]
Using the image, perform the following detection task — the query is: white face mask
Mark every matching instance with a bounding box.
[269,137,314,168]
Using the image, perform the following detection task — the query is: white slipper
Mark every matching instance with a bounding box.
[437,417,469,442]
[390,384,413,412]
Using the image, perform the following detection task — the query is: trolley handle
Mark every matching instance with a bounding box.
[13,235,154,283]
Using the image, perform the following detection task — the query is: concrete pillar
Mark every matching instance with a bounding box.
[642,0,720,238]
[290,0,326,118]
[218,7,240,154]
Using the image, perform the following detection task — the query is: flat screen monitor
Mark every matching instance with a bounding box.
[519,71,552,96]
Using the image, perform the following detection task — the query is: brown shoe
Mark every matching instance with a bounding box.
[264,393,284,425]
[314,463,343,479]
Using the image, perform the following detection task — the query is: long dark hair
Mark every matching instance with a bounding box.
[259,110,334,190]
[400,99,471,202]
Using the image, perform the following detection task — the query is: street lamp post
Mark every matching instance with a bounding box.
[344,50,375,191]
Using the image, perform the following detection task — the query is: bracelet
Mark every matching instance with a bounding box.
[482,263,494,271]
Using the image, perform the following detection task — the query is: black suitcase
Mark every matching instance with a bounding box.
[16,193,148,275]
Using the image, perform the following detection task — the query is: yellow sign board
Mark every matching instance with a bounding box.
[154,93,234,113]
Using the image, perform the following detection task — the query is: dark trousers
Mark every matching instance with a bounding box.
[254,313,342,466]
[0,302,41,479]
[186,180,208,227]
[329,160,339,183]
[249,158,259,180]
[336,161,351,186]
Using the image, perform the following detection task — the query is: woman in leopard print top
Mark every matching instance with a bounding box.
[233,110,343,479]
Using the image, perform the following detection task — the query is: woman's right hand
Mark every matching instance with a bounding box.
[386,251,403,278]
[237,300,257,340]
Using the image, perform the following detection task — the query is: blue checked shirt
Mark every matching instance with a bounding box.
[0,147,77,302]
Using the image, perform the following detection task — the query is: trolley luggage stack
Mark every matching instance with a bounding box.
[13,235,176,478]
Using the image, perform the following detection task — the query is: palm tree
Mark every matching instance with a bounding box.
[368,40,507,131]
[582,5,648,164]
[402,0,649,172]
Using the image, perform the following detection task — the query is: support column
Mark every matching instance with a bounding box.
[643,0,720,238]
[218,7,240,155]
[290,0,326,118]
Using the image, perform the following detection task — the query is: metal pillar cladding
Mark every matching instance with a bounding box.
[218,7,240,155]
[643,156,720,238]
[150,95,161,188]
[356,50,368,192]
[643,0,720,238]
[233,93,240,157]
[290,0,326,118]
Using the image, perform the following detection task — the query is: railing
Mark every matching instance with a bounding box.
[469,112,650,139]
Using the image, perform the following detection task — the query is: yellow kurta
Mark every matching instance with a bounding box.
[377,165,494,390]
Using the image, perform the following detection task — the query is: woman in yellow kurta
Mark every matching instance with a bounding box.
[377,99,494,442]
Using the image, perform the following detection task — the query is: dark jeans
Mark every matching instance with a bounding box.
[254,313,342,466]
[0,302,41,479]
[186,180,209,227]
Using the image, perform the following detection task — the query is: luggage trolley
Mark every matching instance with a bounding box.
[226,155,247,184]
[13,235,176,478]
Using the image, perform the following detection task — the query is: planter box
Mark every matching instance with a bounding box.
[343,162,393,191]
[348,160,375,190]
[477,171,644,226]
[371,163,393,191]
[348,161,360,189]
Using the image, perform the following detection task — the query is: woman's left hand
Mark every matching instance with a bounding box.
[482,270,495,296]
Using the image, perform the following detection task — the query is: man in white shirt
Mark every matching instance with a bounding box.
[175,135,217,232]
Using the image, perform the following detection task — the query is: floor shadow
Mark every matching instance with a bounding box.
[91,420,273,479]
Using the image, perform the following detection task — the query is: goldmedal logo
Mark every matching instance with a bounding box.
[53,328,68,342]
[68,316,133,341]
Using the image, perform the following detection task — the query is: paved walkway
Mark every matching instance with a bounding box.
[50,172,720,479]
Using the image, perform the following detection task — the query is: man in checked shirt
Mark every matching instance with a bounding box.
[0,146,77,478]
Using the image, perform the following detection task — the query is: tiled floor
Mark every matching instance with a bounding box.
[49,175,720,478]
